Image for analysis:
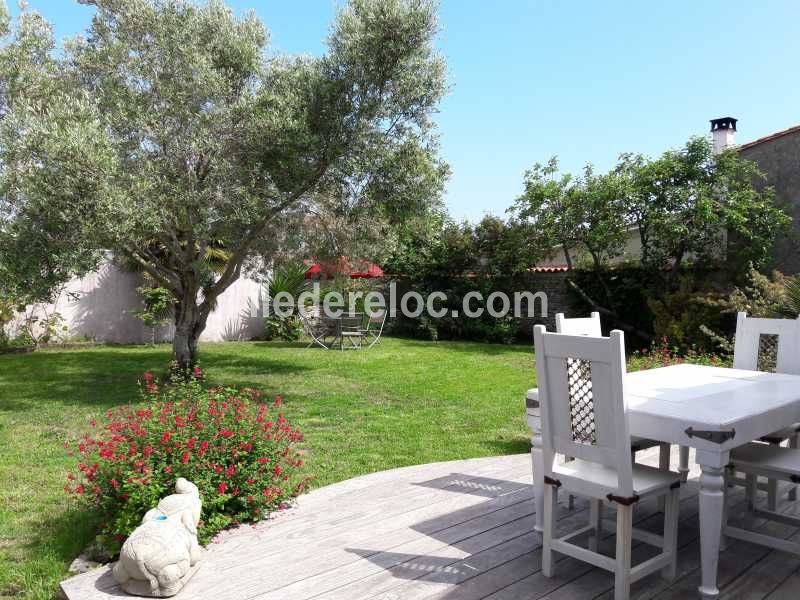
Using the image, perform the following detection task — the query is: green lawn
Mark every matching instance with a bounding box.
[0,337,536,599]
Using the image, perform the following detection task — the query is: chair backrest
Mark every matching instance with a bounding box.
[368,311,387,326]
[339,313,363,332]
[732,312,800,374]
[533,325,633,495]
[555,312,602,337]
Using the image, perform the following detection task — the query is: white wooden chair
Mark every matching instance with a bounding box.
[725,442,800,556]
[534,325,680,600]
[556,313,689,483]
[731,312,800,507]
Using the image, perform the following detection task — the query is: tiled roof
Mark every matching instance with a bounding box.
[528,265,570,273]
[738,124,800,151]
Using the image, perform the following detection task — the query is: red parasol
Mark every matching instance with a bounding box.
[304,258,383,280]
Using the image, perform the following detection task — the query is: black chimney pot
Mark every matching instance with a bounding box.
[710,117,737,132]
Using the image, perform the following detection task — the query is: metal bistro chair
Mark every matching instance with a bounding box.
[534,325,680,600]
[301,310,339,350]
[728,312,800,508]
[338,313,365,351]
[362,311,388,348]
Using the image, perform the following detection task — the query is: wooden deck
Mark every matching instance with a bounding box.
[62,449,800,600]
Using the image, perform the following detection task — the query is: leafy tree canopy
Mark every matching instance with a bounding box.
[617,136,790,277]
[510,157,629,270]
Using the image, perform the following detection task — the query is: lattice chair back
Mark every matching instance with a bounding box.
[733,312,800,375]
[555,312,602,337]
[533,325,634,496]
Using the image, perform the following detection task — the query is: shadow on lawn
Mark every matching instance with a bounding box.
[389,336,532,356]
[27,506,100,569]
[0,346,310,412]
[0,348,159,411]
[482,437,531,456]
[251,340,314,349]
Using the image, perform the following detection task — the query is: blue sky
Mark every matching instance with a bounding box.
[9,1,800,222]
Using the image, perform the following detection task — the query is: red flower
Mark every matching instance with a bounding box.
[273,465,282,477]
[193,366,203,378]
[218,482,228,494]
[161,431,172,444]
[257,457,269,464]
[142,372,154,383]
[219,429,234,438]
[164,466,172,474]
[181,451,190,464]
[225,464,235,478]
[147,383,158,394]
[110,479,119,488]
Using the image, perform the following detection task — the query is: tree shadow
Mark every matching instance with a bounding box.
[481,437,531,456]
[388,337,532,356]
[251,340,313,349]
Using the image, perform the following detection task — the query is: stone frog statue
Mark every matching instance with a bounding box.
[112,478,203,597]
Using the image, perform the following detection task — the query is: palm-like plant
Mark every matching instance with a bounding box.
[263,263,309,341]
[779,275,800,318]
[266,263,309,303]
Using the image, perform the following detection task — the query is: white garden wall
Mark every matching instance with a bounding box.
[8,261,265,344]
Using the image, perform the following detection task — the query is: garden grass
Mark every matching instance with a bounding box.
[0,337,536,599]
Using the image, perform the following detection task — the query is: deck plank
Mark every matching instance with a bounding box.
[61,453,800,600]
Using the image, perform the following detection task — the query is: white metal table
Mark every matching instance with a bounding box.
[526,363,800,598]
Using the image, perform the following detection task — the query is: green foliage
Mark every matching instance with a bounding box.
[647,277,731,354]
[618,137,790,274]
[264,315,304,342]
[777,274,800,319]
[567,266,660,338]
[131,286,173,344]
[628,337,731,372]
[65,372,306,557]
[510,158,628,269]
[263,263,308,341]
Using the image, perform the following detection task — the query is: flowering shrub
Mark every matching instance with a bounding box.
[65,371,306,556]
[628,337,731,372]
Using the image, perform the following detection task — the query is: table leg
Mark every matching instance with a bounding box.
[679,445,690,482]
[697,450,728,598]
[531,432,545,533]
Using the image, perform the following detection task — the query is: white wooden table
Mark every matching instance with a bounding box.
[526,363,800,598]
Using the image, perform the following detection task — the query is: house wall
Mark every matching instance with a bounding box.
[535,229,643,268]
[7,261,265,344]
[739,131,800,275]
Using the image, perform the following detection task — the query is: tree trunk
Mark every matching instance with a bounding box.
[172,292,210,371]
[562,244,573,270]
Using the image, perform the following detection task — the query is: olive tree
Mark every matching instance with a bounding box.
[0,0,448,367]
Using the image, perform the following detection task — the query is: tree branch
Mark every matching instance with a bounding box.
[565,277,652,344]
